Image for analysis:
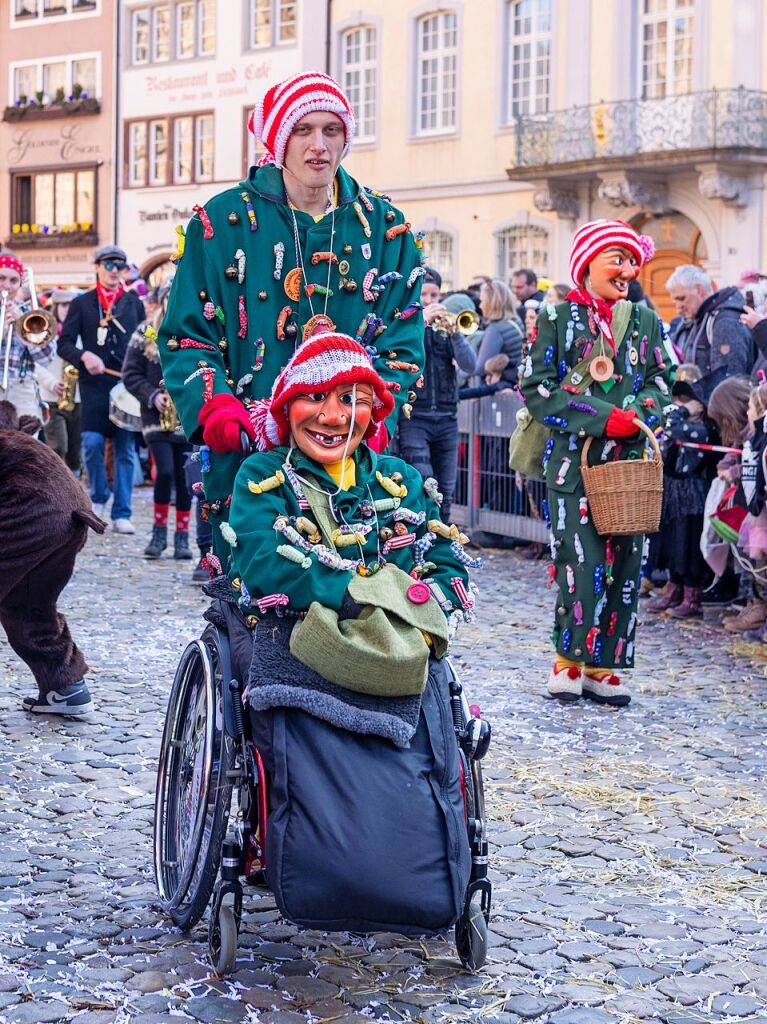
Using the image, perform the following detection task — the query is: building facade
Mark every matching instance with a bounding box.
[116,0,327,284]
[0,0,116,287]
[331,0,767,316]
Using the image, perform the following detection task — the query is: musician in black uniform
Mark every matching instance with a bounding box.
[58,245,145,534]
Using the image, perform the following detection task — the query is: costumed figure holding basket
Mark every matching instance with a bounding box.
[519,220,675,706]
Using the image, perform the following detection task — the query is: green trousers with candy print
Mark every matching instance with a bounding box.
[549,489,643,669]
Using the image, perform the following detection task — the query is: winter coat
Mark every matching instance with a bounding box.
[474,319,524,384]
[228,444,470,618]
[57,288,145,434]
[159,162,424,557]
[411,325,476,417]
[673,287,755,377]
[122,324,187,444]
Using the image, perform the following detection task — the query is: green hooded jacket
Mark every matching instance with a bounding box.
[159,163,425,556]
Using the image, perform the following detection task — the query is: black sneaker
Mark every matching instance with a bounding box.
[22,682,94,717]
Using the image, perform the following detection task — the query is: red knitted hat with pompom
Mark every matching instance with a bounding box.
[248,72,355,169]
[248,333,395,451]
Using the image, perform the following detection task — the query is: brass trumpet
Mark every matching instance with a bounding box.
[17,268,57,347]
[58,364,79,412]
[431,308,480,336]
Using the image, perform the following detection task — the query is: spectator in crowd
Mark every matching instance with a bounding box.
[511,268,545,310]
[122,282,194,561]
[523,301,541,342]
[739,277,767,372]
[57,244,146,533]
[474,279,524,387]
[736,381,767,642]
[396,269,475,522]
[647,365,721,618]
[545,283,569,304]
[458,353,512,400]
[0,253,55,421]
[666,264,754,376]
[36,289,82,474]
[465,275,492,324]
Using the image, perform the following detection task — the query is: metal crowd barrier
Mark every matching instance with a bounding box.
[453,392,549,542]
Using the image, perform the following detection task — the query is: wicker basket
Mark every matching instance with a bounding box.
[580,419,663,536]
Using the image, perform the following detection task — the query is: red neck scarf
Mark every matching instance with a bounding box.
[567,287,617,351]
[96,281,124,318]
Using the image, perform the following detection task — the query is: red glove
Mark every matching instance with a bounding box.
[198,393,255,453]
[605,407,640,439]
[367,421,389,454]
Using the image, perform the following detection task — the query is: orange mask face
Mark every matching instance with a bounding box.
[288,382,374,464]
[586,246,638,302]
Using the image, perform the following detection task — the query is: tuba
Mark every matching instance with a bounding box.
[16,268,57,347]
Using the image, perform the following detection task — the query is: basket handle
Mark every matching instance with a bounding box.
[581,417,661,469]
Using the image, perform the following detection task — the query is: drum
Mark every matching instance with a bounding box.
[109,381,142,432]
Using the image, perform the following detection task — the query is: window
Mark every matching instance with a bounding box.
[415,11,458,135]
[422,230,455,292]
[13,0,97,21]
[243,105,266,176]
[341,26,377,143]
[248,0,297,48]
[495,224,548,281]
[506,0,552,119]
[12,167,96,231]
[640,0,694,100]
[130,1,213,64]
[10,54,100,104]
[125,114,214,187]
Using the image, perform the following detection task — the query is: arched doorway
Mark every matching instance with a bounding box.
[631,212,707,322]
[139,253,175,288]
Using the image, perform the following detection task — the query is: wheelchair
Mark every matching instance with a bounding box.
[153,616,492,975]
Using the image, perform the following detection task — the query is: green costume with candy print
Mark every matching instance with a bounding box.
[158,162,424,558]
[228,445,472,622]
[521,298,674,669]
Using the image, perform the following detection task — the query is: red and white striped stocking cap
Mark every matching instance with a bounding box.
[248,72,356,169]
[569,220,655,287]
[249,332,394,451]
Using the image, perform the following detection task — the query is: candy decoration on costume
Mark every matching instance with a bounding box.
[192,204,214,239]
[257,593,289,613]
[555,457,572,485]
[220,522,237,547]
[382,533,416,554]
[594,564,605,595]
[579,496,588,524]
[180,338,218,351]
[353,201,371,237]
[407,266,425,287]
[276,305,292,340]
[240,191,257,230]
[203,301,216,320]
[252,339,265,371]
[566,565,575,593]
[170,224,186,262]
[247,469,285,493]
[544,415,568,429]
[574,532,585,564]
[556,498,566,531]
[451,541,482,569]
[273,241,285,280]
[362,269,378,302]
[622,579,635,604]
[277,544,312,569]
[310,251,338,265]
[358,190,374,212]
[385,221,410,241]
[377,271,402,287]
[376,470,408,498]
[374,496,400,512]
[385,359,420,374]
[238,295,248,339]
[236,373,253,395]
[561,628,572,652]
[393,507,425,527]
[573,600,584,625]
[607,611,618,636]
[304,283,333,299]
[234,248,246,284]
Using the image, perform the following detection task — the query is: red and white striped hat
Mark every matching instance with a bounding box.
[248,72,356,169]
[249,332,394,451]
[569,220,655,286]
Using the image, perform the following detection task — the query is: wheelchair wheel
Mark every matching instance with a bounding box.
[455,888,489,971]
[154,627,236,930]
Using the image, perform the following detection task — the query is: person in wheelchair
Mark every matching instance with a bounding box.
[223,330,479,746]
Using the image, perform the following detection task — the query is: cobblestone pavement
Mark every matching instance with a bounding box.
[1,490,766,1024]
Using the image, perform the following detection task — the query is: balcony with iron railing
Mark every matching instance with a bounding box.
[506,87,767,180]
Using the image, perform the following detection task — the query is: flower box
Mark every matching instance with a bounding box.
[2,98,101,123]
[8,229,98,249]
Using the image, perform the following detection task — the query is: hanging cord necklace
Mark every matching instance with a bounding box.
[287,182,336,344]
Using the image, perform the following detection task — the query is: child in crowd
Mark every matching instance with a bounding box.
[648,365,720,617]
[223,333,478,744]
[458,353,513,400]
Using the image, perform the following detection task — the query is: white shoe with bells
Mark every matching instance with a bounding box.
[547,663,582,702]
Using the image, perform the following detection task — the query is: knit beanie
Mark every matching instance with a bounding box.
[250,333,395,451]
[248,72,356,169]
[0,252,24,277]
[569,220,655,287]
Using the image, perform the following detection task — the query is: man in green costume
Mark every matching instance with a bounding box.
[159,72,424,561]
[521,219,675,707]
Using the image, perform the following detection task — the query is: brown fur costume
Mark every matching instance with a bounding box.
[0,401,105,695]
